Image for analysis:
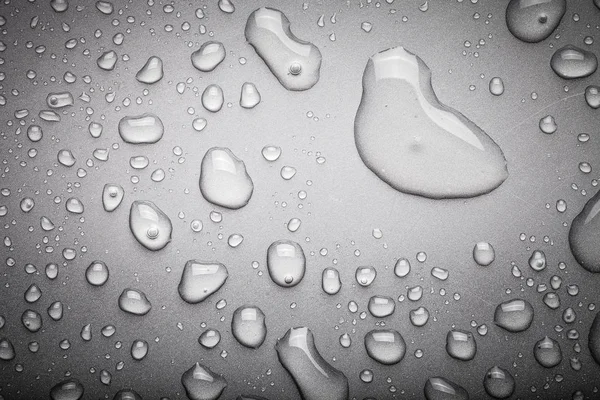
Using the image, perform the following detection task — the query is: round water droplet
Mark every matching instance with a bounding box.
[27,125,43,142]
[410,306,430,327]
[280,166,297,180]
[57,149,76,167]
[191,41,226,72]
[178,260,228,303]
[192,118,207,132]
[131,339,149,360]
[354,46,507,199]
[267,240,306,287]
[22,309,42,332]
[446,329,477,361]
[129,200,172,251]
[322,267,341,295]
[199,329,221,349]
[119,114,164,144]
[534,336,562,368]
[529,250,546,271]
[86,261,109,286]
[181,363,227,400]
[489,77,504,96]
[245,7,322,91]
[394,258,411,277]
[494,298,534,332]
[367,295,395,317]
[231,305,266,349]
[364,329,406,365]
[355,266,377,287]
[505,0,566,43]
[65,197,84,214]
[483,366,515,399]
[113,389,142,400]
[473,242,495,266]
[550,45,598,79]
[228,233,244,248]
[262,145,281,161]
[118,288,151,316]
[201,84,224,112]
[50,0,69,13]
[199,147,254,209]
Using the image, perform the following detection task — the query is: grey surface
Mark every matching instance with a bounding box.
[0,0,599,399]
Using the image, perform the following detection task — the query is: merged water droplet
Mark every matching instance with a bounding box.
[483,366,515,399]
[119,114,164,144]
[245,7,322,91]
[102,183,124,212]
[494,298,534,332]
[364,329,406,364]
[191,41,226,72]
[129,200,172,251]
[354,46,508,199]
[50,378,84,400]
[550,45,598,79]
[276,327,349,400]
[533,336,562,368]
[505,0,566,43]
[202,84,224,112]
[231,305,267,349]
[47,92,74,108]
[199,147,254,209]
[118,288,152,316]
[86,260,109,286]
[97,50,118,71]
[367,295,395,317]
[240,82,261,109]
[136,56,163,84]
[446,329,477,361]
[267,240,306,287]
[410,306,430,327]
[180,363,227,400]
[322,267,341,295]
[178,260,228,303]
[424,377,469,400]
[569,190,600,272]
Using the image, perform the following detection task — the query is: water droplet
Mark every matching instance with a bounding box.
[119,114,164,144]
[276,327,348,399]
[58,149,76,167]
[86,261,109,286]
[95,1,113,15]
[181,363,227,400]
[585,85,600,109]
[446,329,477,361]
[118,288,151,316]
[355,266,377,287]
[368,295,395,317]
[505,0,566,43]
[102,184,124,212]
[534,336,562,368]
[24,283,42,303]
[20,197,35,213]
[218,0,235,13]
[22,309,42,332]
[473,242,495,266]
[409,306,430,327]
[261,145,282,161]
[431,267,449,280]
[136,56,163,84]
[494,298,534,332]
[267,240,306,287]
[529,250,546,271]
[97,50,118,71]
[424,377,469,400]
[202,84,224,112]
[240,82,261,109]
[489,77,504,96]
[359,369,374,383]
[129,200,172,251]
[569,190,600,272]
[322,267,341,295]
[46,92,74,108]
[48,301,63,321]
[245,8,322,91]
[280,166,297,180]
[287,217,302,232]
[0,338,15,361]
[364,329,406,365]
[27,125,43,142]
[191,41,226,72]
[483,366,515,399]
[231,305,266,348]
[394,258,411,277]
[354,46,507,199]
[131,339,149,360]
[199,147,254,209]
[113,389,142,400]
[199,329,221,349]
[178,260,228,303]
[550,45,598,79]
[50,379,84,400]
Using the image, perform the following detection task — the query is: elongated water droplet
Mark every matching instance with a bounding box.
[96,1,113,15]
[569,190,600,272]
[276,327,348,400]
[245,7,322,91]
[550,45,598,79]
[97,50,117,71]
[181,363,227,400]
[178,260,228,303]
[588,312,600,366]
[473,242,495,266]
[131,339,148,360]
[119,114,164,144]
[322,267,341,295]
[102,184,124,212]
[240,82,261,109]
[199,147,254,209]
[267,240,306,287]
[354,46,508,199]
[489,77,504,96]
[534,336,562,368]
[50,379,84,400]
[364,329,406,365]
[505,0,566,43]
[191,41,226,72]
[129,200,172,251]
[232,305,266,349]
[394,258,411,277]
[585,85,600,109]
[47,92,74,108]
[424,377,469,400]
[367,295,395,317]
[446,329,477,361]
[118,288,151,316]
[494,298,534,332]
[48,301,63,321]
[0,338,15,360]
[86,261,109,286]
[136,56,163,84]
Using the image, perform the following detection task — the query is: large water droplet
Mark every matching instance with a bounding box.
[245,7,322,91]
[181,363,227,400]
[199,147,254,209]
[569,190,600,272]
[178,260,228,303]
[191,41,226,72]
[267,240,306,287]
[494,298,534,332]
[119,114,164,144]
[505,0,566,43]
[364,329,406,365]
[322,267,341,295]
[50,378,84,400]
[276,327,348,400]
[97,50,118,71]
[131,340,149,360]
[136,56,163,84]
[354,46,508,199]
[232,305,267,349]
[550,45,598,79]
[102,184,124,212]
[424,377,469,400]
[446,329,477,361]
[533,336,562,368]
[129,200,172,251]
[367,295,395,318]
[483,366,515,399]
[118,288,151,316]
[47,92,74,108]
[86,261,109,286]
